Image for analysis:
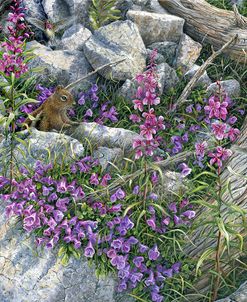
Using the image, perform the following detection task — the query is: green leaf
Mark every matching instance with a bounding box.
[58,246,67,257]
[61,253,69,266]
[196,248,215,276]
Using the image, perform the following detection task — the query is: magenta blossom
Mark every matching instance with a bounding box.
[212,122,227,140]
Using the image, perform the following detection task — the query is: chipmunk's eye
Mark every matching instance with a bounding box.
[61,95,68,102]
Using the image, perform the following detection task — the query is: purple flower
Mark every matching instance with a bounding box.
[132,185,140,195]
[117,281,127,292]
[178,163,192,177]
[139,243,149,253]
[172,262,181,274]
[151,292,164,302]
[111,239,123,250]
[195,141,208,158]
[147,216,156,230]
[84,241,95,258]
[110,255,126,270]
[148,245,160,261]
[100,174,111,186]
[186,104,194,113]
[182,210,196,219]
[90,173,99,185]
[107,248,117,259]
[144,271,155,286]
[168,202,177,213]
[163,268,173,278]
[56,177,67,193]
[133,256,144,268]
[53,210,64,222]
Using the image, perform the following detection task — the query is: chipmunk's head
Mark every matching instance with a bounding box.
[53,85,75,110]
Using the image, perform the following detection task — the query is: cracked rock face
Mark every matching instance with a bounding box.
[66,122,141,153]
[175,34,202,73]
[127,10,184,45]
[83,20,147,81]
[206,80,241,99]
[27,41,95,89]
[0,203,134,302]
[60,24,92,51]
[0,129,85,173]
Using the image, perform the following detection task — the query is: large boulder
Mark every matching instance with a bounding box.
[0,129,85,173]
[0,202,134,302]
[65,122,141,153]
[27,41,95,89]
[59,24,92,51]
[83,20,147,81]
[127,10,184,45]
[43,0,91,24]
[23,0,46,19]
[206,80,241,99]
[175,34,202,72]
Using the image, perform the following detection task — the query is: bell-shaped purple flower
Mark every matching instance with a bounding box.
[84,241,95,258]
[148,245,160,261]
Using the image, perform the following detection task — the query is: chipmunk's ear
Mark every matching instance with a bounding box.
[55,85,64,92]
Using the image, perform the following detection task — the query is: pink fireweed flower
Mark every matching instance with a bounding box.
[140,123,157,140]
[195,141,208,158]
[204,96,228,120]
[133,99,144,112]
[212,122,227,140]
[129,114,141,123]
[208,146,232,167]
[227,127,240,142]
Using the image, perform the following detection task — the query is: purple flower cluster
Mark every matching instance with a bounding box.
[0,0,31,77]
[131,50,165,159]
[0,155,197,302]
[2,161,103,251]
[102,214,182,301]
[77,84,118,124]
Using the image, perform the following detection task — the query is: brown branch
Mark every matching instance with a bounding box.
[65,58,127,90]
[171,34,238,110]
[233,4,247,29]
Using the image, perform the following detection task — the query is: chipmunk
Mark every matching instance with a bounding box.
[24,85,79,132]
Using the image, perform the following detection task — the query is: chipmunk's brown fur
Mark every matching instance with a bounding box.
[24,85,78,132]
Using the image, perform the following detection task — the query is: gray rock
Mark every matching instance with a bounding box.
[146,0,168,13]
[184,64,212,87]
[127,10,184,45]
[27,41,95,89]
[65,122,141,153]
[60,24,92,51]
[0,129,85,172]
[23,0,46,19]
[0,202,134,302]
[206,80,241,99]
[156,171,187,198]
[93,147,124,170]
[43,0,91,24]
[131,0,168,13]
[148,41,177,66]
[43,0,72,23]
[156,63,179,93]
[175,34,202,72]
[83,20,147,81]
[215,281,247,302]
[118,79,137,101]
